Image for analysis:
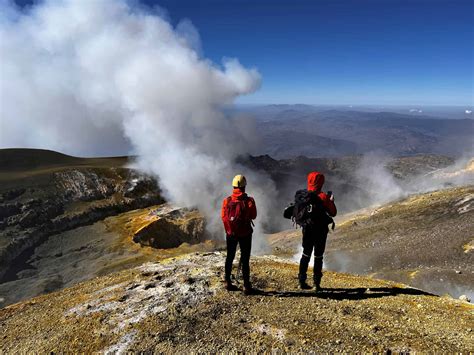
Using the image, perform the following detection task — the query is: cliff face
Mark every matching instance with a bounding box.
[0,166,163,281]
[1,252,472,353]
[129,205,207,249]
[0,150,167,307]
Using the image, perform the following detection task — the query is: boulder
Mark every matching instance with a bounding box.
[132,205,207,249]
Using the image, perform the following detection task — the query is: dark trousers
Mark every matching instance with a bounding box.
[298,224,328,284]
[225,234,252,287]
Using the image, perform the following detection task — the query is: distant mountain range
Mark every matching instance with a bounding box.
[236,106,473,159]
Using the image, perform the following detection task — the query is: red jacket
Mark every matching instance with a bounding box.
[221,188,257,235]
[307,171,337,217]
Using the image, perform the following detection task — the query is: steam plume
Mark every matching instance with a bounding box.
[0,0,273,247]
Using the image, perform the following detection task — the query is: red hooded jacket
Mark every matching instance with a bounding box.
[221,188,257,236]
[307,171,337,217]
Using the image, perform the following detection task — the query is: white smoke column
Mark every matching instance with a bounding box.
[354,152,405,207]
[354,151,474,209]
[0,0,273,250]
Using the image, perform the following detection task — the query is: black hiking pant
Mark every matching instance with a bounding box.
[298,224,328,285]
[225,234,252,287]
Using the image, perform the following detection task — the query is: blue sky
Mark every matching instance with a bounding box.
[15,0,474,105]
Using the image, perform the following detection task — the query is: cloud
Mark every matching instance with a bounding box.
[0,0,273,249]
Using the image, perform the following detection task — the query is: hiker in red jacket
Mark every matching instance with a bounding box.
[298,171,337,291]
[221,174,257,295]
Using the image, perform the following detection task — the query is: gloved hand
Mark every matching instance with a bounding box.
[327,190,334,201]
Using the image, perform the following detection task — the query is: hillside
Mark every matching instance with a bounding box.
[0,148,129,177]
[249,107,474,158]
[239,153,457,222]
[1,149,473,352]
[1,252,473,352]
[269,186,474,299]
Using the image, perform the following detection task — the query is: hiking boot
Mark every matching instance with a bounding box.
[299,281,312,290]
[243,284,253,295]
[224,280,238,291]
[314,281,322,292]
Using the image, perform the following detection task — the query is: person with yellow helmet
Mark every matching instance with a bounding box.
[221,174,257,295]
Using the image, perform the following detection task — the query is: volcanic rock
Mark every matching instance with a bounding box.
[0,252,472,352]
[132,205,207,249]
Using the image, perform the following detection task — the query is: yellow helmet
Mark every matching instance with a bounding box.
[232,174,247,188]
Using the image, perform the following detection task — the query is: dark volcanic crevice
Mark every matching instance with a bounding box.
[1,245,37,283]
[0,195,163,284]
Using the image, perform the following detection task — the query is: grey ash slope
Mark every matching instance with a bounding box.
[269,186,474,299]
[326,186,474,299]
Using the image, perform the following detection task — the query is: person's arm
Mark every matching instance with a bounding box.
[221,198,228,221]
[247,197,257,220]
[319,192,337,217]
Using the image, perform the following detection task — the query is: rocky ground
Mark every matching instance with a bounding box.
[1,252,473,352]
[269,185,474,300]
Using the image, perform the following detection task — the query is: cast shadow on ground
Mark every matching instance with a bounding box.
[250,287,434,300]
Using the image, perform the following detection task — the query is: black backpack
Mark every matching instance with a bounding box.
[293,189,313,227]
[283,189,335,229]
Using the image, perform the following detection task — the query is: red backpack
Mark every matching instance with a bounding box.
[222,196,250,237]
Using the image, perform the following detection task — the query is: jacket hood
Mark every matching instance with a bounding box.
[232,188,248,200]
[307,171,325,192]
